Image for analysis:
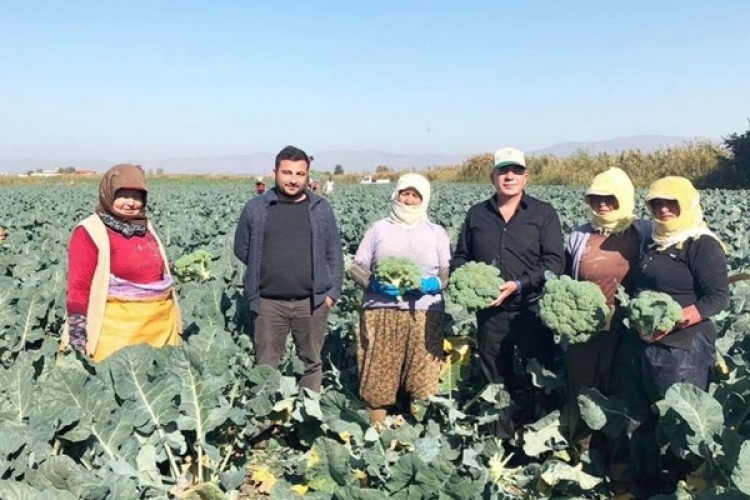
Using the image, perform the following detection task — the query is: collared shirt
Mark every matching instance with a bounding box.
[452,192,564,308]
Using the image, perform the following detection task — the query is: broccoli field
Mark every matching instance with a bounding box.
[1,181,750,499]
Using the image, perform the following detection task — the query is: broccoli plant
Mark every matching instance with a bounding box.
[373,256,421,301]
[445,261,504,313]
[621,289,683,341]
[539,273,609,345]
[173,249,213,283]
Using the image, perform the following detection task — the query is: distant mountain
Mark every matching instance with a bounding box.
[530,135,713,157]
[0,135,718,175]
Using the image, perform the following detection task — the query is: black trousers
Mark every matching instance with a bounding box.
[476,304,556,439]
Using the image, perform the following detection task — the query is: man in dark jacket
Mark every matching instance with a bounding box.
[452,146,565,438]
[234,145,344,392]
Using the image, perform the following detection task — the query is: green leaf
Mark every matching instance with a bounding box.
[655,383,724,457]
[0,356,37,425]
[306,437,355,493]
[522,411,566,458]
[0,480,76,500]
[539,459,602,490]
[334,486,388,500]
[246,365,282,417]
[731,440,750,494]
[526,358,564,394]
[29,455,110,500]
[41,367,134,464]
[415,435,441,463]
[136,444,163,487]
[174,347,226,440]
[577,388,629,439]
[104,345,181,434]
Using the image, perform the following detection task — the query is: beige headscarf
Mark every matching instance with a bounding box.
[97,164,149,227]
[645,176,725,251]
[584,167,636,234]
[388,173,431,227]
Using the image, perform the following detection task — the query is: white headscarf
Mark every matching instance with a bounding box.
[388,173,431,227]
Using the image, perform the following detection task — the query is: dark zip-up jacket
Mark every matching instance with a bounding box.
[452,192,564,309]
[233,188,344,314]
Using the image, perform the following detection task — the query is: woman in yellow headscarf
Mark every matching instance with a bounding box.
[564,168,652,451]
[626,176,729,493]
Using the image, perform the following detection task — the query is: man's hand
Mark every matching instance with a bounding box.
[675,304,701,330]
[488,281,518,308]
[325,296,335,308]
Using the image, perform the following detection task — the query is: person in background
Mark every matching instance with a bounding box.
[234,145,343,392]
[65,164,181,362]
[349,173,451,424]
[625,176,729,495]
[255,177,266,195]
[452,147,565,439]
[324,176,335,196]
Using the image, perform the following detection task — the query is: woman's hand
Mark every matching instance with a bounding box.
[418,276,441,295]
[675,304,702,329]
[369,279,401,297]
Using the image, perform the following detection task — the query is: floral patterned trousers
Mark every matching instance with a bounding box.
[357,308,444,408]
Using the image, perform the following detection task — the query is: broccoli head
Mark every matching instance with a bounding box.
[539,274,610,345]
[373,256,422,301]
[173,250,213,283]
[445,261,504,313]
[625,290,683,340]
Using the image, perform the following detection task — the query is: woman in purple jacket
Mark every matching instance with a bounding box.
[349,174,451,425]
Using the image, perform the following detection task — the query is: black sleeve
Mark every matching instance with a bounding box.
[518,207,565,291]
[325,203,344,300]
[450,211,472,271]
[233,203,251,265]
[687,236,730,319]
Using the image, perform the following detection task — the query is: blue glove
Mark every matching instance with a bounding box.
[420,276,442,295]
[370,279,401,297]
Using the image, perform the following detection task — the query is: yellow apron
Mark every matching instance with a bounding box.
[93,290,180,363]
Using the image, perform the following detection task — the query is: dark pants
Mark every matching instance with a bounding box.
[476,305,556,438]
[565,324,622,442]
[253,297,330,392]
[620,330,715,482]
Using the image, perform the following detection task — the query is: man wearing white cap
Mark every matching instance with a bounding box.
[452,147,564,438]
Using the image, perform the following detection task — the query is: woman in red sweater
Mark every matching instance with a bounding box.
[66,164,181,362]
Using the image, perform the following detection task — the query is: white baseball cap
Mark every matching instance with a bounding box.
[493,147,526,169]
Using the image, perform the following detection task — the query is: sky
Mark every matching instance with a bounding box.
[1,0,749,166]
